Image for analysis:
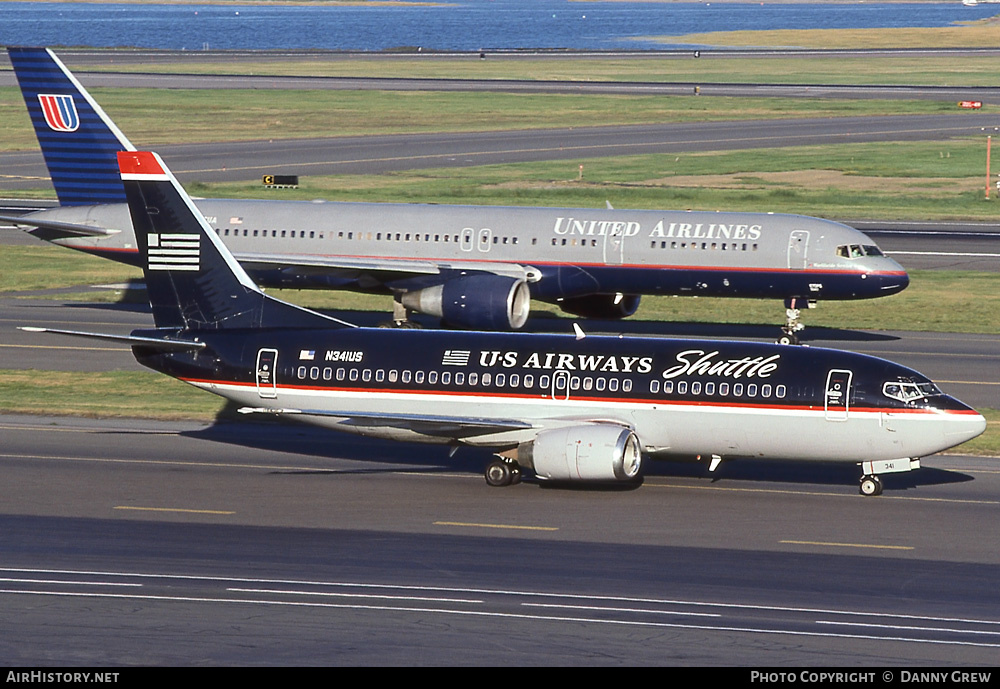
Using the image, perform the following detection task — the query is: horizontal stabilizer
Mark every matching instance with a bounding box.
[0,214,120,237]
[19,326,206,351]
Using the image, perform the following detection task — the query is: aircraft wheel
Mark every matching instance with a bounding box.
[859,475,883,496]
[485,459,513,487]
[777,334,798,346]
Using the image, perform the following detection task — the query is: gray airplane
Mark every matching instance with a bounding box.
[6,47,908,341]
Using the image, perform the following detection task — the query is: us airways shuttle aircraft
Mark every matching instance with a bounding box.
[23,151,984,495]
[6,47,908,341]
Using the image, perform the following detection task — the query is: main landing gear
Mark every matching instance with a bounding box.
[485,458,522,487]
[377,300,422,329]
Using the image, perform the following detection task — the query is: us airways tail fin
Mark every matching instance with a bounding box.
[8,46,134,206]
[119,151,354,331]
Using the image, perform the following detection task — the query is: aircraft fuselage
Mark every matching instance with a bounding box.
[132,326,982,463]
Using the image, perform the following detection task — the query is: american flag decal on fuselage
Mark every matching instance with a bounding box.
[147,233,200,271]
[442,350,471,366]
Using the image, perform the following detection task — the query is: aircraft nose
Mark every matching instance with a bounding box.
[941,403,987,447]
[878,267,909,295]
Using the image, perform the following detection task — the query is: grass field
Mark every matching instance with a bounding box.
[171,139,1000,221]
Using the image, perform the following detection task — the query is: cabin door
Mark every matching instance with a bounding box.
[256,348,278,399]
[787,230,809,269]
[824,369,852,421]
[603,225,626,265]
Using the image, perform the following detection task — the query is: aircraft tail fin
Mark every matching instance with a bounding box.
[8,46,134,206]
[119,151,354,331]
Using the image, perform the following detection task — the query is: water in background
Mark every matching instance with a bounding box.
[1,1,997,51]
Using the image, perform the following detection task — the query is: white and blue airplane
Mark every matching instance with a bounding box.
[4,47,908,341]
[22,150,985,495]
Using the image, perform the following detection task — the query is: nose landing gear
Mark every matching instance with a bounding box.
[859,474,883,496]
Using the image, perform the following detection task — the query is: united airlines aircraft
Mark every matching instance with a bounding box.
[4,47,908,342]
[22,151,985,495]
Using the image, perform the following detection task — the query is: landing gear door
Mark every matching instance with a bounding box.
[256,348,278,399]
[825,369,852,421]
[788,230,809,269]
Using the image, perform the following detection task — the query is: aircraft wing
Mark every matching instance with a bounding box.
[235,252,541,283]
[0,214,120,237]
[238,406,534,438]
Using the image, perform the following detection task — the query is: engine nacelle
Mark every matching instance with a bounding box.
[400,274,531,330]
[559,293,641,320]
[519,425,643,482]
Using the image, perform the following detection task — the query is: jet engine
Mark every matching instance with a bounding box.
[400,274,531,330]
[559,293,641,320]
[518,425,643,483]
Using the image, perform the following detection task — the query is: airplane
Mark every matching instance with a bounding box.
[21,150,986,495]
[3,46,909,343]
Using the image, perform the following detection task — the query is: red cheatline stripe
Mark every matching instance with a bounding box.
[180,376,978,416]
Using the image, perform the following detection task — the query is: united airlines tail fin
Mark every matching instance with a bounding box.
[119,151,354,331]
[8,46,134,206]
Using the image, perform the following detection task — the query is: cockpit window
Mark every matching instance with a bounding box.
[882,379,942,403]
[837,244,884,259]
